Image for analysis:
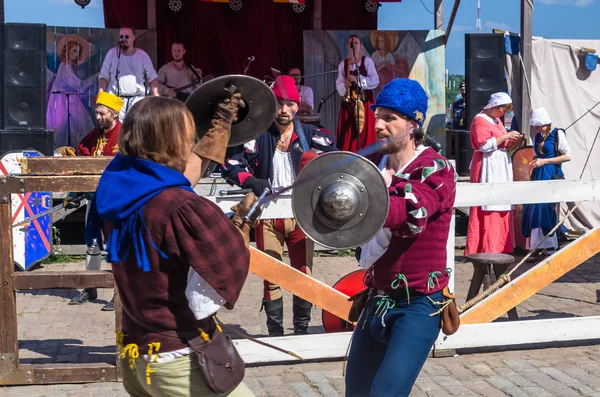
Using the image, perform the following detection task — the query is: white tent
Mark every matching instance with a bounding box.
[506,37,600,231]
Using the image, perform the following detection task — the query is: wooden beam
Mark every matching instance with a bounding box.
[460,227,600,324]
[236,315,600,364]
[21,157,111,176]
[147,0,157,30]
[434,0,444,30]
[435,316,600,351]
[207,179,600,220]
[0,200,18,358]
[249,247,352,322]
[0,176,100,194]
[12,271,114,290]
[26,363,117,384]
[234,332,352,364]
[520,0,533,135]
[313,0,322,30]
[444,0,461,44]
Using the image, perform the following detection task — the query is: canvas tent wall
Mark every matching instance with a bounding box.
[505,37,600,231]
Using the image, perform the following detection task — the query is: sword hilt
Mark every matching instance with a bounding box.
[244,187,270,223]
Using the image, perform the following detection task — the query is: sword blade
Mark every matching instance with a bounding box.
[12,195,85,228]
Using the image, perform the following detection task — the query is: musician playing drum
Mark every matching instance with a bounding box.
[335,35,379,153]
[158,42,203,102]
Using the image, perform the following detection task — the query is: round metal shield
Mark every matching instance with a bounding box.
[185,75,277,147]
[292,151,389,250]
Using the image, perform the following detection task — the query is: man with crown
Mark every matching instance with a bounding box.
[63,91,124,310]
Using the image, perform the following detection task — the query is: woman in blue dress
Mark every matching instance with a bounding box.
[522,107,572,260]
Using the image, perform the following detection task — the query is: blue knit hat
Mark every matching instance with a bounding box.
[371,78,428,127]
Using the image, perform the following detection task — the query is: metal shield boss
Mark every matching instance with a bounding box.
[292,151,389,250]
[185,74,277,147]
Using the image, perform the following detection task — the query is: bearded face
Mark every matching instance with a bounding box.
[275,99,299,126]
[374,107,418,154]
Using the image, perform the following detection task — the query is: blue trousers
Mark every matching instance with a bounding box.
[345,291,443,397]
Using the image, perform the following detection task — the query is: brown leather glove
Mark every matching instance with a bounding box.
[230,192,261,246]
[192,93,246,165]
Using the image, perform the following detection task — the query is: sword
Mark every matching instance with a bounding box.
[12,195,85,228]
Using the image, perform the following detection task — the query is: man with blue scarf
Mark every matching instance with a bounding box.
[87,94,258,396]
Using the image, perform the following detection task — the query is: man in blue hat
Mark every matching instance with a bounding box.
[345,78,458,397]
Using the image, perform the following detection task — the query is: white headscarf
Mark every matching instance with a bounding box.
[530,107,552,126]
[483,92,512,109]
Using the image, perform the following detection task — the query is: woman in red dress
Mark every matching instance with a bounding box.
[465,92,523,255]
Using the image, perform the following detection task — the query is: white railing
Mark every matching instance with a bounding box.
[198,179,600,362]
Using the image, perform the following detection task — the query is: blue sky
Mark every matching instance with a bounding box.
[5,0,104,28]
[379,0,600,74]
[5,0,600,74]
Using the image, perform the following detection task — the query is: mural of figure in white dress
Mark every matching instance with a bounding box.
[370,31,410,98]
[47,34,98,148]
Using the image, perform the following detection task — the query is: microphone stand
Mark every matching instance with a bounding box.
[317,88,338,115]
[115,41,122,97]
[52,90,84,147]
[350,44,363,152]
[243,58,254,75]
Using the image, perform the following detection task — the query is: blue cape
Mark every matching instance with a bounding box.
[85,154,194,271]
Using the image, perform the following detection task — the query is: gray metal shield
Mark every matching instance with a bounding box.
[185,75,277,147]
[292,151,389,250]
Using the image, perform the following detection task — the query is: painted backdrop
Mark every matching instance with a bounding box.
[303,30,446,150]
[45,27,157,148]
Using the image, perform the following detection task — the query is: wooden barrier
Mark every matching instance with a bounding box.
[0,157,352,385]
[2,157,600,384]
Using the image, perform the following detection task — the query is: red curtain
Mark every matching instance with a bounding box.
[103,0,147,31]
[102,0,377,78]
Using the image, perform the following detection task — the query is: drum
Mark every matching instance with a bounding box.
[322,269,367,333]
[512,146,535,251]
[298,113,321,127]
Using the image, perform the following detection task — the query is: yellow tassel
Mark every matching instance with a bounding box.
[115,330,127,349]
[198,328,211,341]
[121,344,139,370]
[213,315,223,333]
[145,342,161,385]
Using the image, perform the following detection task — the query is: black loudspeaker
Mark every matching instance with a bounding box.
[0,129,54,156]
[465,33,507,130]
[0,23,47,130]
[446,129,473,177]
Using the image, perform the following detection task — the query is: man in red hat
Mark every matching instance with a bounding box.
[222,75,336,336]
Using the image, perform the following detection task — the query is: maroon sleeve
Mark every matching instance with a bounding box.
[384,157,456,237]
[77,135,92,156]
[164,195,250,309]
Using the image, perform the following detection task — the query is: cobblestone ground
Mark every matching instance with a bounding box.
[1,248,600,396]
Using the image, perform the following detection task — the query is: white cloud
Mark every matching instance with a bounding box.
[485,21,511,32]
[536,0,595,6]
[452,25,473,32]
[46,0,101,8]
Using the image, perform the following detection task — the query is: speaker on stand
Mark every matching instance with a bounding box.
[447,33,507,177]
[465,33,507,129]
[0,22,53,156]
